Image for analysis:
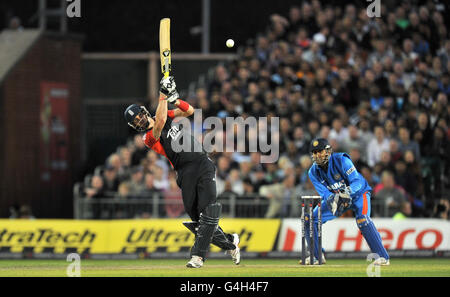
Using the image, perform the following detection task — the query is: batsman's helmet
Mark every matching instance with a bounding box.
[310,138,333,166]
[124,104,152,132]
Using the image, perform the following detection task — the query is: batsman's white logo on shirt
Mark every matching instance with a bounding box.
[167,126,182,141]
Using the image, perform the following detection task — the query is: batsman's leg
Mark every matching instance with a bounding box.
[189,202,221,264]
[187,157,239,267]
[183,221,235,250]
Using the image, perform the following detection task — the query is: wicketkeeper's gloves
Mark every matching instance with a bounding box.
[160,76,179,103]
[327,192,352,217]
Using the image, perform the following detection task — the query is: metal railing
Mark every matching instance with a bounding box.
[73,188,390,219]
[74,194,166,219]
[73,192,271,219]
[217,194,270,218]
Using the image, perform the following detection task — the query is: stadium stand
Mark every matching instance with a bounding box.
[75,1,450,220]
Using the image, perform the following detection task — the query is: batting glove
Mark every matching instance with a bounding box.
[160,76,179,103]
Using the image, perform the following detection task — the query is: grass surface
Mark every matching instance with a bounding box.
[0,258,449,277]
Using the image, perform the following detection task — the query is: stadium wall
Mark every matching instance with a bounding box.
[0,218,449,259]
[0,32,83,219]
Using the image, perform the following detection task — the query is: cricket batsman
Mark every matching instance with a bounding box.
[303,138,390,265]
[124,76,240,268]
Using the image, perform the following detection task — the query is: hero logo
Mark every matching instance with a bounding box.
[336,228,443,251]
[281,223,446,252]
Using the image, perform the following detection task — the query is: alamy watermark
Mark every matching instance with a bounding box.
[167,110,280,163]
[366,0,381,18]
[366,253,381,277]
[66,253,81,277]
[66,0,81,18]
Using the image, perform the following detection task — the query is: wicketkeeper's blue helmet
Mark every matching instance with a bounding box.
[309,138,330,153]
[310,138,332,166]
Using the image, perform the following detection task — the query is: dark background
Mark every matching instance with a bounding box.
[0,0,363,53]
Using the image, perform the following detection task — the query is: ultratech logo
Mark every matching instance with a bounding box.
[125,228,194,253]
[127,228,193,244]
[0,229,96,245]
[123,228,253,253]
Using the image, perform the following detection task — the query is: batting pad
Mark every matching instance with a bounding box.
[190,203,221,259]
[183,221,235,250]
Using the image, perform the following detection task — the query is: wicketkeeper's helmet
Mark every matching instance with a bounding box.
[310,138,333,166]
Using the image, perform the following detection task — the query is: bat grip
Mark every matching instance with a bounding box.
[164,59,170,78]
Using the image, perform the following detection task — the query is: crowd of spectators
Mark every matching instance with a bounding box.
[80,0,450,220]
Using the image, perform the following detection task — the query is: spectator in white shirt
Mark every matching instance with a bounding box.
[367,126,390,167]
[329,118,349,146]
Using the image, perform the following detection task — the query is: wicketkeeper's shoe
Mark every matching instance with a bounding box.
[186,256,204,268]
[373,257,390,266]
[226,233,241,265]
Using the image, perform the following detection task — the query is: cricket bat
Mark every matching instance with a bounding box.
[159,18,171,78]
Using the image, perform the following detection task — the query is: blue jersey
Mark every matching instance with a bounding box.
[308,153,371,201]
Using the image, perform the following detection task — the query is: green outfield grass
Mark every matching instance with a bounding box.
[0,258,449,277]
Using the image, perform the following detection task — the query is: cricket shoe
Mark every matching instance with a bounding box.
[373,257,390,266]
[226,233,241,265]
[186,256,203,268]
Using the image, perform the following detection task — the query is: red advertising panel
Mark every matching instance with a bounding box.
[40,82,70,183]
[278,219,450,252]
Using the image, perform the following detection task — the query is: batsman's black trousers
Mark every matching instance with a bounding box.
[176,156,217,221]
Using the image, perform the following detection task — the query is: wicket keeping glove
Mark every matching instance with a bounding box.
[160,76,179,103]
[327,192,351,217]
[336,195,351,216]
[327,193,340,217]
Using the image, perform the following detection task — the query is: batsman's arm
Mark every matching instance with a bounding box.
[153,93,169,139]
[170,99,194,118]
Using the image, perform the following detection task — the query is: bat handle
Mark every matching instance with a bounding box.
[164,59,170,78]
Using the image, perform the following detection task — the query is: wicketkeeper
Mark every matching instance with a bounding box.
[303,138,390,265]
[124,76,240,268]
